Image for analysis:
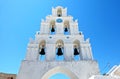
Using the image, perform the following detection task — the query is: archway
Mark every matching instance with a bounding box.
[41,66,79,79]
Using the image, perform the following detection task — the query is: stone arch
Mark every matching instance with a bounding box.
[73,40,81,60]
[41,66,79,79]
[57,8,62,17]
[39,40,46,61]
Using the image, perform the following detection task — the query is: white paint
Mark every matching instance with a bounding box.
[16,6,113,79]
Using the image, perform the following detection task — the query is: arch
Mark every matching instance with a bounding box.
[50,20,55,27]
[57,8,62,17]
[39,40,46,48]
[64,20,69,27]
[50,20,56,35]
[41,66,79,79]
[73,40,81,60]
[39,40,46,61]
[56,39,64,48]
[73,40,80,48]
[55,40,64,60]
[64,20,70,35]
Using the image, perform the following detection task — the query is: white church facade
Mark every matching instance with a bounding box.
[16,6,120,79]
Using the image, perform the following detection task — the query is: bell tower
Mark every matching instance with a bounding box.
[17,6,100,79]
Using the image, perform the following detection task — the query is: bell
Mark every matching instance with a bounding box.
[64,28,68,32]
[57,48,63,56]
[39,48,45,55]
[74,48,79,55]
[51,27,55,32]
[58,14,61,17]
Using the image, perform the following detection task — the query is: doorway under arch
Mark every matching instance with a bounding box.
[41,66,79,79]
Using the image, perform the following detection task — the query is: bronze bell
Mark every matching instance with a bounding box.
[64,28,68,32]
[74,48,79,55]
[57,47,63,56]
[51,27,55,32]
[58,14,61,17]
[39,48,45,55]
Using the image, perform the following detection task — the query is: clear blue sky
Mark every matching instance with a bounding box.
[0,0,120,78]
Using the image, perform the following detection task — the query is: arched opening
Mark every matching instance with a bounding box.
[55,40,64,61]
[73,40,80,61]
[57,8,62,17]
[41,66,79,79]
[64,20,70,35]
[39,40,46,61]
[50,20,56,35]
[49,73,70,79]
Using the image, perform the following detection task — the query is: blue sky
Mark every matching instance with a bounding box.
[49,73,70,79]
[0,0,120,78]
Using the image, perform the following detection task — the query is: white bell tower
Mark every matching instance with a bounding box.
[17,6,100,79]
